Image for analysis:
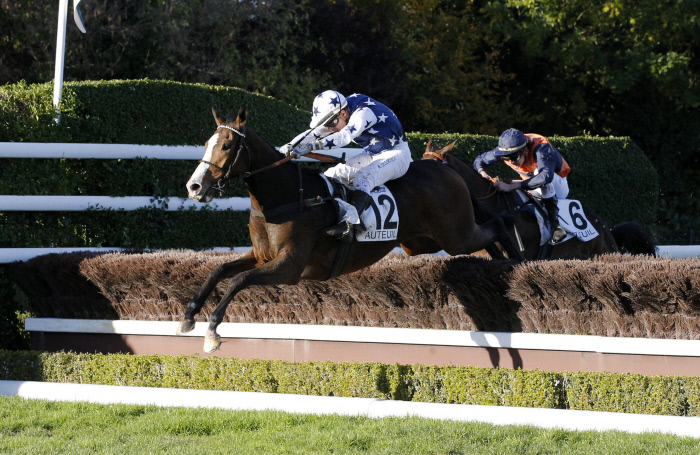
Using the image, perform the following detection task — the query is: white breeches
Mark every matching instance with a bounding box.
[529,174,569,199]
[323,142,413,193]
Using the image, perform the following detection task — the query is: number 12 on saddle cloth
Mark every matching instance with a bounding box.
[335,186,399,242]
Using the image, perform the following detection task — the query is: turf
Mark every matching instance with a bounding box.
[1,396,699,454]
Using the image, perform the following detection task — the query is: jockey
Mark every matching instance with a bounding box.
[474,128,571,244]
[280,90,412,240]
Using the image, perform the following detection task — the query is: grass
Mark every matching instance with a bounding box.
[1,396,699,454]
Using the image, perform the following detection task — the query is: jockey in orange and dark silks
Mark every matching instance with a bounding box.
[473,128,570,244]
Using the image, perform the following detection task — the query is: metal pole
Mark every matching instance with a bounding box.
[53,0,69,124]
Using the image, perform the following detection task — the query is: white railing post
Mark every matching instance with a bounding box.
[53,0,70,123]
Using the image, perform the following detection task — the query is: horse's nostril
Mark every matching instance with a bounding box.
[189,183,201,192]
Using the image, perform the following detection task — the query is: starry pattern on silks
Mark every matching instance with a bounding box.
[320,93,407,155]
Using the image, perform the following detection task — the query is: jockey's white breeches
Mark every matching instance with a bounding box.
[323,142,413,193]
[528,173,569,199]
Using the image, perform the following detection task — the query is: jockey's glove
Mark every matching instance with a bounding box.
[292,142,319,157]
[279,143,293,155]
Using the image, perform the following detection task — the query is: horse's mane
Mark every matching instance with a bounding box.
[446,152,480,176]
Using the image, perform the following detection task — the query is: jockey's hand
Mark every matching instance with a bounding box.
[292,143,314,157]
[479,170,494,181]
[494,180,519,192]
[279,144,293,156]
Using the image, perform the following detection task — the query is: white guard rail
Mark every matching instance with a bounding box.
[0,142,361,263]
[0,142,696,262]
[2,380,700,437]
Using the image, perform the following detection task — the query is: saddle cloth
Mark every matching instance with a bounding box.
[320,176,399,242]
[513,191,599,246]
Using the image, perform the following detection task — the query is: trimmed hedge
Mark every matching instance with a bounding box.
[1,350,699,417]
[0,80,657,253]
[0,79,308,145]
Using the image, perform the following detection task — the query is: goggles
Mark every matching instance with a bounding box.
[503,151,523,162]
[326,114,341,128]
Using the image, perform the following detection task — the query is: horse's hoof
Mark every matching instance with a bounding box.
[203,335,221,353]
[176,319,196,335]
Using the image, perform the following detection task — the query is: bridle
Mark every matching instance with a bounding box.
[200,124,251,193]
[422,151,445,162]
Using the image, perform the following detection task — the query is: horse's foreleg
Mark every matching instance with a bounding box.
[202,259,303,353]
[176,251,258,335]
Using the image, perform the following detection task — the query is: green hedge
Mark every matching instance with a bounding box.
[0,79,309,145]
[0,209,250,249]
[1,350,698,417]
[0,80,658,252]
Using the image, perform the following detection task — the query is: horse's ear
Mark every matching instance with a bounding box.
[212,107,226,126]
[443,141,457,153]
[236,106,247,126]
[425,138,434,152]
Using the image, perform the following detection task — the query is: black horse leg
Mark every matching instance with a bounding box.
[202,257,305,352]
[176,251,258,335]
[489,217,524,261]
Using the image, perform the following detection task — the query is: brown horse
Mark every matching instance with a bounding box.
[422,139,656,260]
[179,107,522,352]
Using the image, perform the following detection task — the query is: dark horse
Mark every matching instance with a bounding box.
[422,139,656,260]
[179,107,522,352]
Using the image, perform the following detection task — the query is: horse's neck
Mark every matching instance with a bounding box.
[244,129,302,207]
[447,154,513,213]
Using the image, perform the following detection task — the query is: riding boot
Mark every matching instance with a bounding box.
[543,196,567,244]
[323,191,372,242]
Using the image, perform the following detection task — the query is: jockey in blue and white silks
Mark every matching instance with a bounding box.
[280,90,413,240]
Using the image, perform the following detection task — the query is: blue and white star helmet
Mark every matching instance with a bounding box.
[310,90,347,128]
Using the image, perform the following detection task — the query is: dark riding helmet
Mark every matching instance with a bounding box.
[495,128,528,157]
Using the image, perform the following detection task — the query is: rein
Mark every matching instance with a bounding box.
[477,177,501,201]
[478,186,500,201]
[202,124,345,195]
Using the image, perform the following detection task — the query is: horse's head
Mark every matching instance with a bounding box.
[422,138,456,162]
[187,107,249,203]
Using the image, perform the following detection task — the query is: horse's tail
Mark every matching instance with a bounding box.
[611,221,657,255]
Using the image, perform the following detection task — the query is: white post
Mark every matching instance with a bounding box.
[53,0,69,123]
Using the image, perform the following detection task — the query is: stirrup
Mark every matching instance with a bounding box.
[549,226,567,244]
[322,221,355,243]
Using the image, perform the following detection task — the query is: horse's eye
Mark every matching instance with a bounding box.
[222,142,231,151]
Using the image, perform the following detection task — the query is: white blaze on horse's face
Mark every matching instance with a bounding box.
[187,132,221,203]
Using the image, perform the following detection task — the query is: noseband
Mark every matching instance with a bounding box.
[200,125,251,193]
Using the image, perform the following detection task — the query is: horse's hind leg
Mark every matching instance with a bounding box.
[176,250,258,335]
